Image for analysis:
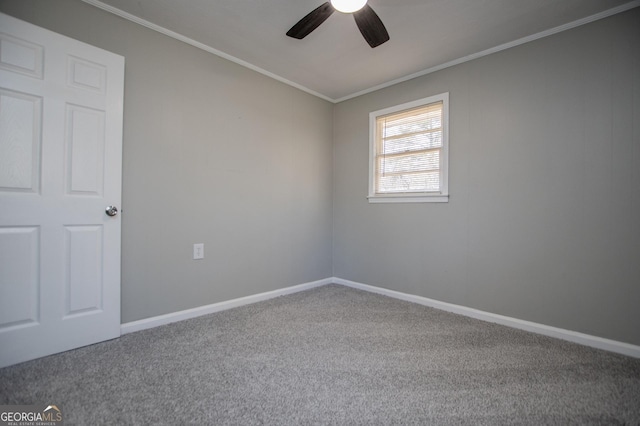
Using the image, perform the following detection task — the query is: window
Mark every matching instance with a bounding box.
[368,93,449,203]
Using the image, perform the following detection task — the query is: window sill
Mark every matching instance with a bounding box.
[367,194,449,203]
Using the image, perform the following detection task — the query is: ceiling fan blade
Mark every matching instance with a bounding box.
[287,2,335,39]
[353,4,389,48]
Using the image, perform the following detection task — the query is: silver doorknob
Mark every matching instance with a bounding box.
[105,206,118,217]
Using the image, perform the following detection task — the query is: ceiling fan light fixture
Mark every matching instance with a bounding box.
[287,0,388,48]
[330,0,367,13]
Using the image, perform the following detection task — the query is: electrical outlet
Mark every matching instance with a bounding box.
[193,243,204,260]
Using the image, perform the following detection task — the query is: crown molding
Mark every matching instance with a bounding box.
[333,0,640,102]
[83,0,640,103]
[80,0,333,102]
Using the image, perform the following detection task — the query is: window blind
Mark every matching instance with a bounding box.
[375,101,443,194]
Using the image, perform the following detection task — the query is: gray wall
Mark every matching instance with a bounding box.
[333,8,640,345]
[2,1,639,346]
[0,0,334,323]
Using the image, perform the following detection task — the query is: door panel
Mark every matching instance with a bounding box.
[0,12,124,368]
[0,32,44,79]
[0,226,39,329]
[0,88,42,192]
[65,104,105,195]
[64,225,103,316]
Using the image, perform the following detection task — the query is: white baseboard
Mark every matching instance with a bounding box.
[121,278,332,335]
[333,277,640,359]
[121,276,640,359]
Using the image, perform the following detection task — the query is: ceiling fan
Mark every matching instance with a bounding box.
[286,0,390,48]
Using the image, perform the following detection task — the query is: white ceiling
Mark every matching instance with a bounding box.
[85,0,638,102]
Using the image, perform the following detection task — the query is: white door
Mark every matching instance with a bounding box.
[0,13,124,368]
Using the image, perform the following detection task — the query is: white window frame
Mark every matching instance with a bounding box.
[368,92,449,203]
